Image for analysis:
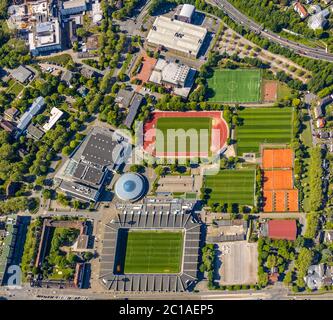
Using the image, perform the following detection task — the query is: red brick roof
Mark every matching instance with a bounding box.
[268,219,297,241]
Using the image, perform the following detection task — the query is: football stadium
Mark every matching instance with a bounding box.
[143,111,228,158]
[99,200,202,292]
[207,69,262,103]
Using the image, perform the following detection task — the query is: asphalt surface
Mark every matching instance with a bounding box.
[212,0,333,62]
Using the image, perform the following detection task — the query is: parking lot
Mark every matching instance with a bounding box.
[216,241,258,285]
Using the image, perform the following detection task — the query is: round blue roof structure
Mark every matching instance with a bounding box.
[114,173,146,202]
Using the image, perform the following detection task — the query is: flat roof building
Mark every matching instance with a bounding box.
[28,20,62,55]
[149,58,196,98]
[9,66,33,84]
[42,107,64,132]
[123,93,143,128]
[115,88,135,109]
[177,4,195,23]
[27,123,45,140]
[56,127,131,202]
[147,16,207,58]
[267,219,297,241]
[61,0,87,16]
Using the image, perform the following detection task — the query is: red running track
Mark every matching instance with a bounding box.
[143,111,229,157]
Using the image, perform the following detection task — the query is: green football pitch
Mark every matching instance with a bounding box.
[156,117,212,155]
[205,169,255,206]
[207,69,262,103]
[236,107,293,155]
[124,230,184,274]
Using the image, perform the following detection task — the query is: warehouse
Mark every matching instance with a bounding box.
[147,16,207,58]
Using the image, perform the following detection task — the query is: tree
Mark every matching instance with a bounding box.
[283,271,293,286]
[266,254,277,269]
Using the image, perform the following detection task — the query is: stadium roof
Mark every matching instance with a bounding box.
[99,204,201,292]
[268,219,297,241]
[147,16,207,57]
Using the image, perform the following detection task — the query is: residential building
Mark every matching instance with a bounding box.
[304,264,333,290]
[293,2,309,19]
[61,70,73,85]
[147,16,207,58]
[316,118,326,128]
[308,9,330,29]
[324,230,333,243]
[4,108,19,121]
[9,65,33,84]
[42,107,64,132]
[0,119,16,133]
[319,131,330,139]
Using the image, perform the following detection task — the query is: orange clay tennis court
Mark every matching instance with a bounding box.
[262,149,293,169]
[263,190,299,212]
[263,170,294,190]
[262,148,298,212]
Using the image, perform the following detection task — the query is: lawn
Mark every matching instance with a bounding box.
[124,230,184,274]
[156,117,212,155]
[207,69,262,103]
[7,82,24,95]
[236,107,293,155]
[277,82,293,100]
[205,169,255,206]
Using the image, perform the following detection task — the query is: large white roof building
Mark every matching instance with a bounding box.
[147,16,207,58]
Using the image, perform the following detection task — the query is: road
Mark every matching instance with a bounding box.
[212,0,333,62]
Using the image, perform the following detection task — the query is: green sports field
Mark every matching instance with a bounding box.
[205,169,255,206]
[156,117,212,155]
[124,230,184,274]
[207,69,262,103]
[236,107,293,156]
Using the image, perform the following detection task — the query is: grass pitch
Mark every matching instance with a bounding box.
[124,230,184,274]
[205,169,255,206]
[156,117,212,155]
[207,69,262,103]
[236,107,293,156]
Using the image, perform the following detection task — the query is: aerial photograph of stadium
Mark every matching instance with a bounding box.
[0,0,332,311]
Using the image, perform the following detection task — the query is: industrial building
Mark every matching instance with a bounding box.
[147,16,207,58]
[149,58,196,98]
[28,20,62,55]
[99,198,201,292]
[55,127,131,202]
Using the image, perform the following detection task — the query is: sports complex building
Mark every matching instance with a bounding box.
[55,127,131,202]
[99,199,201,292]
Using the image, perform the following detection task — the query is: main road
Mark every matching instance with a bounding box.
[212,0,333,62]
